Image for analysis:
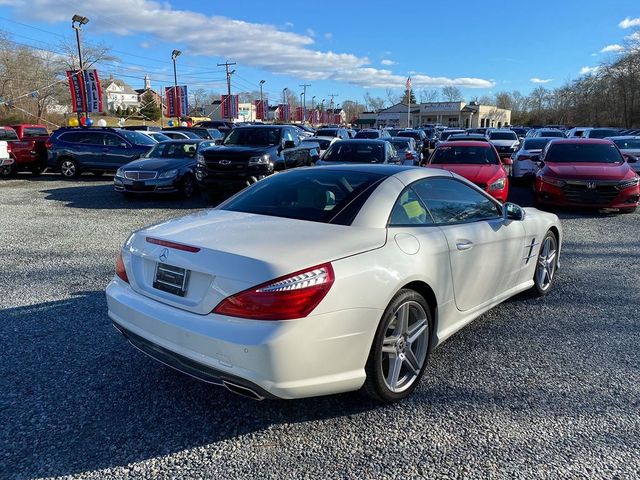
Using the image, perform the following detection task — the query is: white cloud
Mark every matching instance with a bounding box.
[306,28,316,37]
[530,77,553,84]
[600,44,625,53]
[140,41,150,49]
[625,31,640,42]
[324,32,332,40]
[2,0,495,89]
[619,17,640,28]
[380,59,396,66]
[580,66,599,75]
[283,22,294,28]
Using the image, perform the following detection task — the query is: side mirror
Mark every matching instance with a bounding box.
[503,202,525,221]
[283,140,296,149]
[119,142,128,148]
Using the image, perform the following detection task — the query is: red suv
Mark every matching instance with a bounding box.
[534,139,639,213]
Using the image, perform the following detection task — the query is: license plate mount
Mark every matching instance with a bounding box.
[153,263,190,296]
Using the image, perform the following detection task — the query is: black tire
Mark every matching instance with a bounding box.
[363,289,433,403]
[179,174,196,199]
[620,207,636,214]
[530,230,558,297]
[59,158,80,179]
[30,164,43,176]
[0,162,18,178]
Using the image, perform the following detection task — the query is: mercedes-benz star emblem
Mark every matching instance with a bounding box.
[219,160,231,165]
[159,248,169,263]
[586,182,596,189]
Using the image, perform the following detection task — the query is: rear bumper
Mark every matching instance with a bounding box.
[0,157,14,167]
[106,279,376,399]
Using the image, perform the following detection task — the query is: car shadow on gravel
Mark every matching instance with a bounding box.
[41,183,212,210]
[1,292,381,478]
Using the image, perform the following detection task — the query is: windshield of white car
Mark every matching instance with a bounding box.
[587,129,620,139]
[489,132,517,140]
[219,169,386,224]
[119,130,157,146]
[145,142,199,158]
[223,127,281,146]
[431,146,500,165]
[545,143,623,163]
[322,142,385,163]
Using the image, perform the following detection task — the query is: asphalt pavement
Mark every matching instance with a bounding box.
[1,173,638,479]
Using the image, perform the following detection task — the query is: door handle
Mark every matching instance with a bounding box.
[456,240,474,251]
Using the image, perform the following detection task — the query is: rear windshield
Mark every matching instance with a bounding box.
[315,129,338,137]
[545,143,623,163]
[119,130,156,146]
[588,129,620,139]
[322,142,385,163]
[304,138,331,149]
[431,146,499,165]
[354,131,380,139]
[390,140,411,150]
[538,130,565,138]
[489,131,517,140]
[440,131,464,140]
[397,131,421,140]
[219,169,385,224]
[0,128,19,141]
[523,138,552,150]
[22,127,49,137]
[613,139,640,150]
[145,142,200,158]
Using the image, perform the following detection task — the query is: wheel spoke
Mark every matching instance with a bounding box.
[386,355,403,390]
[407,319,428,344]
[403,348,421,376]
[546,250,556,265]
[382,335,397,354]
[396,304,410,335]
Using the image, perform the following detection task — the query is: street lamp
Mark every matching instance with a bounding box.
[299,92,303,122]
[71,14,89,123]
[311,95,316,125]
[282,88,288,121]
[171,50,181,120]
[259,80,265,120]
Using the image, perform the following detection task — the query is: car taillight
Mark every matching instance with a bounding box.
[405,152,414,160]
[213,263,334,320]
[6,142,12,152]
[518,155,531,161]
[45,140,53,149]
[115,251,129,283]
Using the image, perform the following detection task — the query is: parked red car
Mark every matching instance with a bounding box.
[427,141,509,201]
[534,139,639,213]
[0,124,49,176]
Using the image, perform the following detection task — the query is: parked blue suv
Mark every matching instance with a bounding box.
[47,127,156,178]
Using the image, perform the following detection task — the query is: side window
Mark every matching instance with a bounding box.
[282,129,294,145]
[413,177,502,224]
[104,133,127,147]
[389,188,433,226]
[72,132,104,145]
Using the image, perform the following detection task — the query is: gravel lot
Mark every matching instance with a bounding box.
[1,174,639,480]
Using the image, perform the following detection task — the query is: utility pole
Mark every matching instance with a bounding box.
[299,83,310,123]
[171,49,181,120]
[218,61,237,120]
[311,95,316,126]
[259,80,265,121]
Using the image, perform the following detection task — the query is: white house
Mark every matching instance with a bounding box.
[105,79,140,112]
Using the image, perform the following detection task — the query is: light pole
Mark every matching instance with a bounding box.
[71,14,89,124]
[311,95,316,125]
[282,88,288,121]
[299,92,304,122]
[259,80,265,121]
[171,49,181,120]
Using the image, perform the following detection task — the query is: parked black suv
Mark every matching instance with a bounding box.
[396,129,429,159]
[196,125,319,196]
[193,120,235,132]
[47,127,156,178]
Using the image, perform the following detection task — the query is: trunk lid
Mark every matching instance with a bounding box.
[125,210,387,314]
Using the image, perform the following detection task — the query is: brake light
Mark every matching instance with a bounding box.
[146,237,201,253]
[45,140,53,149]
[6,142,11,152]
[518,155,531,161]
[213,263,334,320]
[115,251,129,283]
[405,152,414,160]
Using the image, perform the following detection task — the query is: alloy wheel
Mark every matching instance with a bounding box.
[61,160,76,177]
[380,300,430,393]
[536,235,557,290]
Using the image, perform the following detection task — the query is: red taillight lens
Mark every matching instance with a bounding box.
[213,263,334,320]
[405,152,414,160]
[45,140,53,149]
[146,237,201,253]
[6,143,12,152]
[518,155,531,161]
[116,251,129,283]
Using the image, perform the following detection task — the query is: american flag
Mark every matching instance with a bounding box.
[406,76,412,90]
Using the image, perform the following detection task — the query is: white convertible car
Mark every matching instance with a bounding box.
[106,165,561,402]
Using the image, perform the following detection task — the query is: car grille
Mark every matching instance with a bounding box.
[562,182,619,205]
[203,159,247,173]
[124,171,157,180]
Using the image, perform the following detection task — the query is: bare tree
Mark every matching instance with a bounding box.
[419,88,439,103]
[441,86,463,102]
[363,92,385,112]
[385,88,401,106]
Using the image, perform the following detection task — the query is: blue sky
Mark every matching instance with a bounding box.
[1,0,639,106]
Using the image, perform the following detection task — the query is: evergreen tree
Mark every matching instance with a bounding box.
[115,105,122,116]
[401,88,416,105]
[139,91,161,121]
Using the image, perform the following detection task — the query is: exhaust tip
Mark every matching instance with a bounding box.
[222,380,264,401]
